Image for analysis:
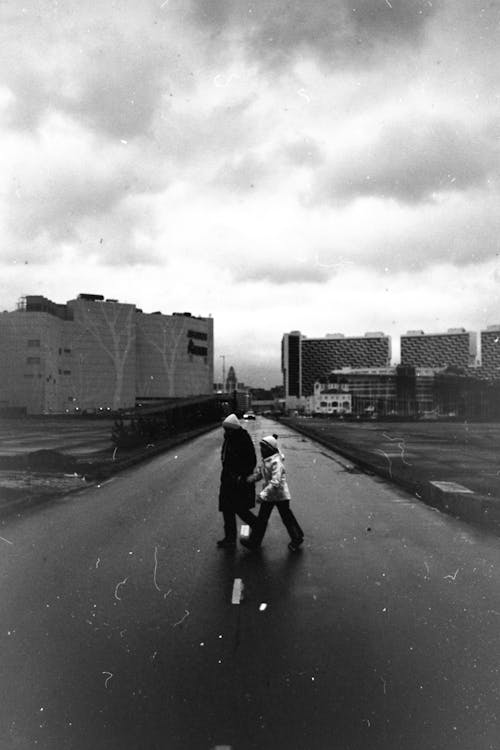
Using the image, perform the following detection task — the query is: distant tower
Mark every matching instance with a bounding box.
[226,365,237,393]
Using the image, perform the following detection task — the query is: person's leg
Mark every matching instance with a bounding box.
[245,502,273,547]
[235,506,259,530]
[218,510,237,547]
[276,502,304,544]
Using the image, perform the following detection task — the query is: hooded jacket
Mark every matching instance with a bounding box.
[255,450,291,503]
[218,427,256,511]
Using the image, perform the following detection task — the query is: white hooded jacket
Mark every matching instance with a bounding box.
[254,451,291,503]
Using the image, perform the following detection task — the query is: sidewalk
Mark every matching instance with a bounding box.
[278,416,500,535]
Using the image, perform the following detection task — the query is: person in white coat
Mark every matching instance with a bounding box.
[242,434,304,551]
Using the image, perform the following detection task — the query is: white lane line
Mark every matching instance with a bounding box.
[231,578,243,604]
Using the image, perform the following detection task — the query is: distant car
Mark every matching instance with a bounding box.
[242,411,256,420]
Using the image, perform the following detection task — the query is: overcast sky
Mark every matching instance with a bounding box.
[1,0,499,386]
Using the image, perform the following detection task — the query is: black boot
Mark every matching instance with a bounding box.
[217,538,236,549]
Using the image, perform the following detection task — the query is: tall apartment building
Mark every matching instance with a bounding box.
[0,294,214,414]
[400,328,477,369]
[282,330,392,406]
[479,325,500,379]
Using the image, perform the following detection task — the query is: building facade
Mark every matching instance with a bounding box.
[314,366,436,417]
[479,325,500,379]
[307,381,353,416]
[400,328,477,369]
[281,330,392,408]
[0,294,214,414]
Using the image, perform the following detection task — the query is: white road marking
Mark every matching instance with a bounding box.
[231,578,243,604]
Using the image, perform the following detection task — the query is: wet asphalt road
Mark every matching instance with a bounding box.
[0,418,499,750]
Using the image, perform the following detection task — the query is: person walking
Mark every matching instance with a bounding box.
[243,434,304,552]
[217,413,259,549]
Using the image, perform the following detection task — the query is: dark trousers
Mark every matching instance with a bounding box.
[222,506,258,541]
[251,501,304,545]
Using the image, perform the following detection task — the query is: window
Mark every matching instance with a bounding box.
[187,330,208,341]
[27,339,40,347]
[63,370,71,375]
[64,348,71,353]
[23,373,34,378]
[26,357,40,365]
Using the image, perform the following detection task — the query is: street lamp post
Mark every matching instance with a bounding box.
[219,355,226,392]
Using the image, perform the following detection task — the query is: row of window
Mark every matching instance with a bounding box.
[319,401,350,408]
[26,341,72,354]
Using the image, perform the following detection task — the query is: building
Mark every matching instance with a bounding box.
[400,328,477,370]
[479,325,500,379]
[307,380,352,416]
[282,330,392,409]
[0,294,214,415]
[313,366,436,417]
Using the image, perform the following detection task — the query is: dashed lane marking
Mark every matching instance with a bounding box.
[231,578,243,604]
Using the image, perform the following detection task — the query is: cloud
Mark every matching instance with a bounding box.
[188,0,436,69]
[231,262,329,285]
[1,112,169,257]
[0,2,192,139]
[314,118,496,205]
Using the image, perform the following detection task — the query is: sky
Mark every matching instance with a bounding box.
[1,0,500,387]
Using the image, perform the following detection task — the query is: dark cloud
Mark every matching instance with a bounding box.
[188,0,437,68]
[5,135,167,254]
[315,119,495,205]
[0,4,188,139]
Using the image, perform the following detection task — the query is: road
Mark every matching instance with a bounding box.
[0,418,499,750]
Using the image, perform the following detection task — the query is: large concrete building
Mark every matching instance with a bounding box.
[479,325,500,379]
[308,366,436,417]
[400,328,477,369]
[282,330,392,406]
[0,294,214,414]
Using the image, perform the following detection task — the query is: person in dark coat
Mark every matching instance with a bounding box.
[217,413,259,549]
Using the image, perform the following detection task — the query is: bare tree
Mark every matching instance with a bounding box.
[137,316,188,397]
[73,302,136,410]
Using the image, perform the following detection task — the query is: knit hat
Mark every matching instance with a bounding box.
[222,413,241,430]
[260,435,278,453]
